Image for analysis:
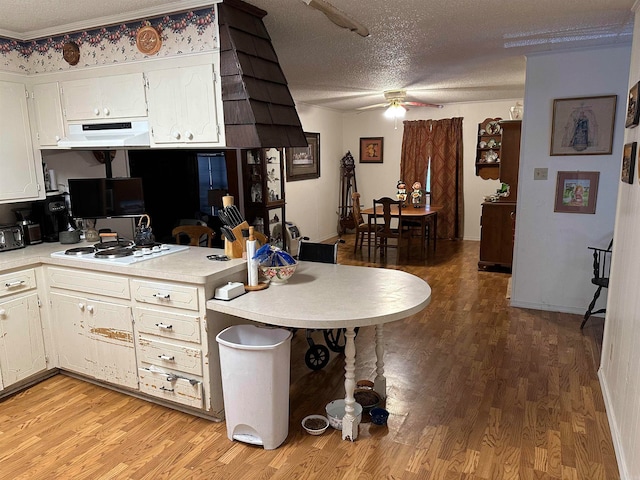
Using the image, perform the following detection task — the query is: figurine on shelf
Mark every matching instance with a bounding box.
[396,180,407,205]
[411,182,423,207]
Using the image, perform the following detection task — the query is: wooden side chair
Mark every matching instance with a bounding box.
[581,239,613,329]
[172,225,215,247]
[373,197,403,260]
[351,192,380,254]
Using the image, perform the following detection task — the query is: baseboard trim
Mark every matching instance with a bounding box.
[598,368,629,480]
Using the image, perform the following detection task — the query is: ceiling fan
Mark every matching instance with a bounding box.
[301,0,369,37]
[357,90,443,118]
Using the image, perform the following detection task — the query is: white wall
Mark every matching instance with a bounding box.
[339,100,520,241]
[511,45,631,316]
[599,8,640,478]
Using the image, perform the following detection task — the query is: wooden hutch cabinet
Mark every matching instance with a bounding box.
[241,148,286,249]
[478,120,521,271]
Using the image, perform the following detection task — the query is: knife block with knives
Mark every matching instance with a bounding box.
[220,195,267,258]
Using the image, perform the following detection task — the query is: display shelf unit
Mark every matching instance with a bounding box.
[475,117,502,180]
[241,148,286,249]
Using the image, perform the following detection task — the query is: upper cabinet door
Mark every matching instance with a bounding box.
[32,82,65,147]
[61,73,147,121]
[0,80,42,203]
[146,64,222,145]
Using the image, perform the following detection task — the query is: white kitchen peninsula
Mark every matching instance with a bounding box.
[206,261,432,441]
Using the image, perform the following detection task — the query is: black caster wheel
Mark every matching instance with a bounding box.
[305,344,330,370]
[323,328,359,354]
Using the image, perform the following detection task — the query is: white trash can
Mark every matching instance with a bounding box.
[216,324,292,450]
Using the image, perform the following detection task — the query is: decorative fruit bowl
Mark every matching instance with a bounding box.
[254,243,298,285]
[259,262,298,285]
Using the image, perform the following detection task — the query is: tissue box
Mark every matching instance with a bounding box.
[214,282,246,301]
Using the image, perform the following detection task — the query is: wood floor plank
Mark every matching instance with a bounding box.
[0,237,620,479]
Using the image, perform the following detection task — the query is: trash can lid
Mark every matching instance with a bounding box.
[216,324,292,350]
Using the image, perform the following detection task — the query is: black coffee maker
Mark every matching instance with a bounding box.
[31,194,70,242]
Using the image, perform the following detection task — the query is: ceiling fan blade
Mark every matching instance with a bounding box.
[356,103,389,111]
[301,0,370,37]
[404,101,444,109]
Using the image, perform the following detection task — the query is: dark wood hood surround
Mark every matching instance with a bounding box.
[218,0,307,148]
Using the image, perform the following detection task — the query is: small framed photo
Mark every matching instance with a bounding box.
[550,95,617,155]
[626,82,640,128]
[554,171,600,214]
[622,142,637,184]
[359,137,384,163]
[286,132,320,181]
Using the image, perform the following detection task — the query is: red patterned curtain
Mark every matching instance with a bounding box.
[400,118,464,239]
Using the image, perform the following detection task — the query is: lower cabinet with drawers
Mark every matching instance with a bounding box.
[0,268,47,390]
[44,265,224,419]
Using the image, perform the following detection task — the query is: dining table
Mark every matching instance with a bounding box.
[206,261,432,441]
[362,204,443,259]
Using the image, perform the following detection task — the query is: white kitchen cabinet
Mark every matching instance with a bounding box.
[0,268,46,389]
[146,64,222,145]
[31,82,65,147]
[132,278,206,410]
[60,72,147,121]
[0,80,43,203]
[50,291,137,389]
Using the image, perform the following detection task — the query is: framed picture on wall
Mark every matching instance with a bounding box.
[626,82,640,128]
[621,142,637,184]
[554,171,600,214]
[285,132,320,181]
[359,137,384,163]
[550,95,617,155]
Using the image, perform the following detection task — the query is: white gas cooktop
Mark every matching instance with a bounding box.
[50,244,189,265]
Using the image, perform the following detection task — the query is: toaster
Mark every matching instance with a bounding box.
[0,224,25,252]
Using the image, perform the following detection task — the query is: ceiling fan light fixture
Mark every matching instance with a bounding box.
[384,102,406,119]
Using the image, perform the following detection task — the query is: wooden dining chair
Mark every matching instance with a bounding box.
[352,192,380,254]
[172,225,215,247]
[372,197,403,260]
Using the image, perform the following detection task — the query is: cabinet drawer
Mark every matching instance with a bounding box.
[47,267,130,300]
[137,337,202,376]
[134,307,201,344]
[0,269,36,298]
[139,368,203,409]
[131,280,198,311]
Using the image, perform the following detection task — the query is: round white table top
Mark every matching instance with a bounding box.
[206,261,431,329]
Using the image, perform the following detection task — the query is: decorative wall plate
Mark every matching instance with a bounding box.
[136,26,162,55]
[62,41,80,65]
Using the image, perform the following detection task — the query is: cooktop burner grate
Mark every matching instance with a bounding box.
[65,246,97,255]
[94,247,134,259]
[94,240,134,250]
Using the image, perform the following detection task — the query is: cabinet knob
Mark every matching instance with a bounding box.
[78,303,85,311]
[55,135,61,141]
[103,107,110,116]
[185,131,193,140]
[87,305,94,314]
[93,108,100,116]
[0,309,5,317]
[172,131,181,140]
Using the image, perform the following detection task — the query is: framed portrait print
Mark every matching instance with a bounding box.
[626,82,640,128]
[554,171,599,214]
[285,132,320,181]
[621,142,637,184]
[359,137,384,163]
[550,95,617,155]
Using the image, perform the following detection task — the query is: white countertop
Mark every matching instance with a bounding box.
[0,241,247,284]
[207,261,431,329]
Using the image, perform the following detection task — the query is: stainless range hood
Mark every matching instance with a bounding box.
[58,120,150,148]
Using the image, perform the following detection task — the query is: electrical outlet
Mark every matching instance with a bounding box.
[534,168,548,180]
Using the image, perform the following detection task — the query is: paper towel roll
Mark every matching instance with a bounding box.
[48,169,57,191]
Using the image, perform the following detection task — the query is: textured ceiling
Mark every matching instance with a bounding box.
[0,0,634,111]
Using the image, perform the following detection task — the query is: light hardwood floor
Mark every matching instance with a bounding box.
[0,237,616,479]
